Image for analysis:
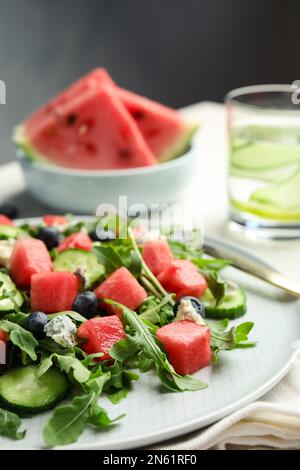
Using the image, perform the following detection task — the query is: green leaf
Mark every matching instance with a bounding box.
[207,319,255,361]
[0,408,26,440]
[81,352,104,367]
[89,402,125,426]
[105,300,207,392]
[4,312,28,328]
[139,295,175,326]
[93,246,123,275]
[38,354,91,384]
[205,272,227,306]
[107,387,129,404]
[43,392,94,447]
[0,320,38,360]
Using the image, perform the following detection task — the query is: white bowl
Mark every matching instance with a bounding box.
[17,145,199,214]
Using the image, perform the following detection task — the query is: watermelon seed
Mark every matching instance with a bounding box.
[79,124,88,135]
[119,149,131,158]
[66,113,78,126]
[132,110,145,121]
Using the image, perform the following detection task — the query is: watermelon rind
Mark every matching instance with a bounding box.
[158,122,199,162]
[13,125,48,164]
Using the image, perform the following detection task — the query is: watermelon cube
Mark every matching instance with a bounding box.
[157,320,211,375]
[10,238,53,288]
[0,215,15,226]
[76,316,125,361]
[57,231,93,253]
[94,267,147,316]
[43,214,68,227]
[142,239,173,275]
[30,271,78,313]
[157,259,207,298]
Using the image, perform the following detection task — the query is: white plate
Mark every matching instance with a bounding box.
[0,228,299,450]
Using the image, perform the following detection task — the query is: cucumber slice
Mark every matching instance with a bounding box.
[0,225,25,240]
[0,365,69,414]
[250,166,300,212]
[231,142,300,171]
[54,249,105,289]
[202,282,246,319]
[0,272,23,312]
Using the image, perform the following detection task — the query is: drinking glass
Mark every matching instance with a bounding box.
[226,84,300,240]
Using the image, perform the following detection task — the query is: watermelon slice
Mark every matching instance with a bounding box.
[76,316,125,361]
[10,238,53,288]
[57,231,93,253]
[119,88,198,161]
[157,259,208,298]
[94,267,147,316]
[13,74,157,170]
[30,271,78,313]
[13,67,197,167]
[142,239,173,275]
[156,320,211,374]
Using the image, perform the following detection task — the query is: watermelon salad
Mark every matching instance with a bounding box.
[0,215,254,447]
[13,68,198,170]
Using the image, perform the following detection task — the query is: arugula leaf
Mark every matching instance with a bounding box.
[4,312,28,328]
[0,320,38,360]
[107,388,129,404]
[39,338,74,355]
[43,392,95,447]
[88,402,124,426]
[0,408,25,440]
[107,300,207,392]
[93,246,123,275]
[81,352,104,367]
[207,319,255,362]
[192,257,231,270]
[104,361,139,404]
[205,271,227,306]
[44,371,116,447]
[38,354,91,384]
[139,295,175,326]
[234,322,256,348]
[167,238,203,260]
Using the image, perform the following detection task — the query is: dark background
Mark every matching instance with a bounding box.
[0,0,299,164]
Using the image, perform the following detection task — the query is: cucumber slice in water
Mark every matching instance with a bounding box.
[0,365,69,413]
[202,282,246,319]
[231,141,300,171]
[0,272,23,312]
[250,166,300,212]
[54,249,105,289]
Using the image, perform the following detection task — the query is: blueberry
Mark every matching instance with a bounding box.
[0,204,18,219]
[173,296,205,318]
[37,226,61,250]
[26,311,49,339]
[72,291,98,319]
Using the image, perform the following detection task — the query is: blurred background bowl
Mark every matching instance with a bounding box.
[17,143,199,214]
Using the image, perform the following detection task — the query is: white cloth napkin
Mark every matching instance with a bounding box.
[1,102,300,450]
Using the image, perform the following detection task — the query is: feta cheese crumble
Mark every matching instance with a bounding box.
[175,299,206,325]
[44,315,77,348]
